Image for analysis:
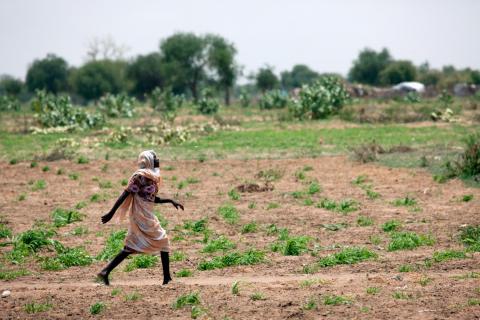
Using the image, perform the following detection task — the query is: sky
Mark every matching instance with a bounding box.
[0,0,479,81]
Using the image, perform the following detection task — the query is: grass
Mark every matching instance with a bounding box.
[176,268,193,277]
[431,250,467,263]
[31,179,46,191]
[90,302,106,315]
[0,268,31,280]
[419,276,432,286]
[201,235,236,253]
[392,196,417,207]
[323,295,351,305]
[111,288,122,297]
[41,246,93,270]
[218,204,240,224]
[124,254,158,272]
[382,220,401,232]
[172,251,187,261]
[198,249,265,270]
[124,292,142,301]
[68,172,79,180]
[393,291,413,300]
[321,223,348,231]
[183,218,208,233]
[317,247,377,268]
[316,198,359,214]
[388,232,435,251]
[96,229,127,261]
[459,225,480,252]
[366,287,380,295]
[271,234,311,256]
[173,292,201,309]
[232,281,240,295]
[228,189,240,200]
[0,223,12,238]
[399,264,414,272]
[357,216,374,227]
[266,202,280,209]
[462,194,474,202]
[241,221,258,234]
[250,292,266,301]
[303,297,317,310]
[51,208,84,227]
[24,300,53,314]
[307,181,321,195]
[17,193,26,201]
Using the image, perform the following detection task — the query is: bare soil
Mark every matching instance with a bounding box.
[1,156,479,319]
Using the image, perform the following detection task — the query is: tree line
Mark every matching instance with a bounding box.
[1,32,479,104]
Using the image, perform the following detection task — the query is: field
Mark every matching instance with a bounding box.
[0,104,480,319]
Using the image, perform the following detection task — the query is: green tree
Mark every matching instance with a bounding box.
[380,60,417,85]
[348,48,392,85]
[206,35,238,105]
[26,54,69,93]
[72,60,128,101]
[0,75,24,97]
[160,32,206,101]
[470,70,480,85]
[281,64,319,90]
[256,66,279,93]
[127,52,164,98]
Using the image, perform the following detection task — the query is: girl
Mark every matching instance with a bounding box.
[97,150,184,285]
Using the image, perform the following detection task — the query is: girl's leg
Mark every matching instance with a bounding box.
[160,251,172,285]
[97,249,131,285]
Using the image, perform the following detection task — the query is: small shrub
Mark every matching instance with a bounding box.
[196,88,219,115]
[32,179,46,191]
[462,194,474,202]
[90,302,106,315]
[42,246,93,270]
[255,168,284,182]
[387,232,435,251]
[149,87,183,122]
[24,300,53,314]
[366,287,379,295]
[202,235,236,253]
[267,202,280,210]
[392,291,413,300]
[382,220,401,232]
[459,225,480,251]
[272,235,311,256]
[231,281,240,295]
[228,189,240,201]
[111,288,122,297]
[173,292,201,309]
[176,268,193,277]
[0,224,12,238]
[183,218,207,233]
[323,295,351,306]
[218,204,240,224]
[68,172,79,180]
[124,254,158,272]
[241,222,257,234]
[98,93,136,118]
[250,292,266,301]
[357,216,373,227]
[42,166,50,172]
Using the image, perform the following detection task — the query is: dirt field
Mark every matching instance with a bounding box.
[1,156,479,319]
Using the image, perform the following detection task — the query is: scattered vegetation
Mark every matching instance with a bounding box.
[124,254,158,272]
[218,204,240,224]
[459,225,480,252]
[198,249,265,270]
[387,232,435,251]
[90,302,106,315]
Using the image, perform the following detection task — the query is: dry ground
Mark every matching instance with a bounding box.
[1,156,479,319]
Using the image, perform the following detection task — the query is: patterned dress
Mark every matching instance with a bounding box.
[123,174,170,253]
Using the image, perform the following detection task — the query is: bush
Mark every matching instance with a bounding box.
[379,60,417,85]
[98,93,136,118]
[0,95,21,112]
[149,87,184,122]
[459,225,480,251]
[438,133,480,181]
[290,76,350,119]
[259,89,289,109]
[31,90,105,128]
[196,88,219,115]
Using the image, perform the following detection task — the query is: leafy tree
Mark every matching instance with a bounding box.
[160,32,206,101]
[256,66,279,93]
[348,48,392,85]
[26,54,69,93]
[281,64,319,90]
[0,75,24,97]
[72,60,128,101]
[127,53,164,98]
[417,62,440,86]
[380,60,417,85]
[470,70,480,85]
[206,35,238,105]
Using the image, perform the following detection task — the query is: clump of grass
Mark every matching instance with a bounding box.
[9,158,18,165]
[271,235,311,256]
[0,269,31,280]
[365,188,381,199]
[120,178,128,186]
[321,223,348,231]
[462,194,474,202]
[437,133,480,182]
[96,229,127,261]
[124,254,158,272]
[399,264,414,272]
[256,168,283,182]
[266,202,280,209]
[366,287,379,295]
[295,170,306,181]
[419,276,432,286]
[318,247,377,268]
[51,208,84,228]
[431,250,467,263]
[218,204,240,224]
[41,246,93,270]
[299,278,327,287]
[382,220,401,232]
[228,189,240,201]
[317,198,359,214]
[17,193,26,201]
[30,161,38,168]
[24,300,53,314]
[459,225,480,252]
[201,235,236,253]
[266,223,279,235]
[176,268,193,277]
[90,302,106,315]
[31,179,46,191]
[111,288,122,296]
[172,251,187,261]
[198,249,265,270]
[392,291,413,300]
[74,201,87,210]
[0,223,12,238]
[387,232,435,251]
[183,218,207,233]
[357,216,373,227]
[42,166,50,172]
[77,155,89,164]
[323,295,351,305]
[303,297,317,310]
[163,165,175,171]
[124,292,142,301]
[70,226,89,236]
[250,292,266,301]
[307,181,321,195]
[468,298,480,306]
[99,180,112,189]
[56,168,64,175]
[392,196,417,207]
[68,172,79,180]
[231,281,240,295]
[369,235,382,245]
[173,292,201,309]
[241,221,257,234]
[90,193,108,202]
[248,202,256,209]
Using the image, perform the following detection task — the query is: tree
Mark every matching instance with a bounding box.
[26,54,69,93]
[379,60,417,85]
[281,64,319,90]
[205,35,238,105]
[86,35,129,61]
[0,75,24,97]
[256,66,279,93]
[72,60,128,101]
[160,33,206,101]
[348,48,392,85]
[127,53,164,98]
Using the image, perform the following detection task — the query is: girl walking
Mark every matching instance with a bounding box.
[97,150,184,285]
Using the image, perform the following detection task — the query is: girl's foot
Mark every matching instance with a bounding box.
[163,275,172,285]
[97,271,110,286]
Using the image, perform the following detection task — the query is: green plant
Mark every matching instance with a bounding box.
[201,235,236,253]
[124,254,158,272]
[42,165,50,172]
[307,181,321,195]
[267,202,280,210]
[32,179,46,191]
[98,93,136,118]
[392,291,412,300]
[357,216,373,227]
[255,168,284,182]
[382,220,401,232]
[196,88,219,115]
[392,196,417,207]
[51,208,84,227]
[218,204,240,224]
[387,232,435,251]
[228,189,240,201]
[24,300,53,314]
[0,269,30,280]
[231,281,240,295]
[124,292,142,301]
[198,249,265,270]
[259,89,289,109]
[462,194,474,202]
[71,226,89,236]
[90,302,106,315]
[96,229,127,261]
[176,268,193,277]
[248,202,256,209]
[68,172,79,180]
[173,292,201,309]
[149,87,183,122]
[323,295,351,306]
[321,223,348,231]
[432,250,467,263]
[459,225,480,251]
[250,292,266,301]
[303,297,318,310]
[77,155,89,164]
[271,235,311,256]
[41,246,93,270]
[318,247,377,267]
[317,198,359,214]
[111,288,122,297]
[0,223,12,238]
[419,276,432,286]
[172,251,187,261]
[366,287,379,295]
[183,218,207,233]
[399,264,413,272]
[241,222,257,234]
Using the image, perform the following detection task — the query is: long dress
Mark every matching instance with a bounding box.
[123,174,170,253]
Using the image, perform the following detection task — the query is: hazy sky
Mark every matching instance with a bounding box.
[1,0,479,81]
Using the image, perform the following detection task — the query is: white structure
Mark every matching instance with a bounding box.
[392,82,425,93]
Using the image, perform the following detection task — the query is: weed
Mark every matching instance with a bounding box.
[307,181,321,195]
[462,194,474,202]
[419,276,432,286]
[274,235,311,256]
[30,161,38,168]
[392,291,413,300]
[42,246,93,270]
[228,189,240,201]
[317,198,359,214]
[191,305,205,319]
[74,201,87,210]
[295,170,306,181]
[176,268,193,277]
[56,168,64,175]
[90,302,106,315]
[392,196,417,207]
[96,229,127,261]
[121,178,128,186]
[454,272,480,280]
[0,269,30,280]
[323,295,351,305]
[241,222,257,234]
[318,247,377,267]
[256,168,283,182]
[51,208,84,227]
[172,251,187,261]
[99,180,112,189]
[399,264,413,272]
[77,155,89,164]
[183,218,207,233]
[357,216,374,227]
[68,172,79,180]
[202,235,236,253]
[24,300,53,314]
[291,191,305,199]
[388,232,435,251]
[459,225,480,251]
[173,292,201,309]
[198,249,265,270]
[232,281,240,295]
[163,165,175,171]
[303,297,317,310]
[366,189,381,199]
[248,202,256,209]
[218,204,240,224]
[468,298,480,306]
[382,220,401,232]
[124,254,158,272]
[124,292,142,301]
[250,292,266,301]
[352,175,368,185]
[321,223,348,231]
[369,235,382,245]
[90,193,108,202]
[42,166,50,172]
[9,158,17,165]
[32,179,46,191]
[266,223,279,235]
[303,198,314,206]
[0,224,12,238]
[267,202,280,210]
[432,250,467,262]
[17,193,26,201]
[366,287,379,295]
[111,288,122,296]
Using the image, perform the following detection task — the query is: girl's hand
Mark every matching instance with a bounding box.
[101,212,113,224]
[171,201,184,211]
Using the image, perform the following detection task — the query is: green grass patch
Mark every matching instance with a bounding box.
[198,249,265,270]
[316,198,359,214]
[387,232,435,251]
[41,246,93,270]
[24,300,53,314]
[124,292,142,301]
[241,221,257,234]
[0,268,31,280]
[124,254,158,272]
[201,235,236,253]
[183,218,207,233]
[366,287,380,295]
[323,295,351,305]
[382,220,401,232]
[271,235,311,256]
[51,208,84,228]
[90,301,106,315]
[218,204,240,224]
[398,264,414,272]
[0,223,12,238]
[357,216,374,227]
[392,196,417,207]
[173,292,201,309]
[459,225,480,252]
[31,179,46,191]
[431,250,467,263]
[462,194,474,202]
[172,251,187,261]
[228,189,240,201]
[250,292,266,301]
[318,247,377,268]
[176,268,193,277]
[321,223,348,231]
[96,229,127,261]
